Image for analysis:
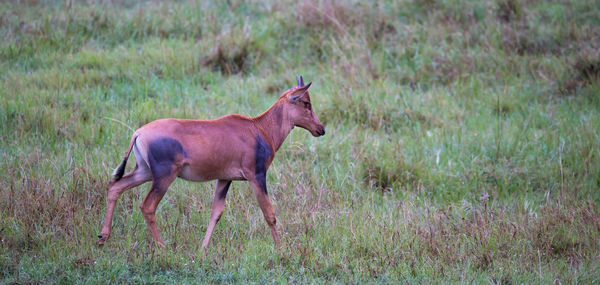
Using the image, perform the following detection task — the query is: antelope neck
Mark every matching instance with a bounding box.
[253,102,293,152]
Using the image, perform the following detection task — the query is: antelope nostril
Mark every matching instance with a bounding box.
[321,127,326,135]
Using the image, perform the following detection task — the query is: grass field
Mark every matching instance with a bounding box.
[1,0,599,283]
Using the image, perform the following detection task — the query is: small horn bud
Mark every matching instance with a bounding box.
[300,75,304,86]
[296,75,301,87]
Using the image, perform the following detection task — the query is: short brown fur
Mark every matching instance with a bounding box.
[97,78,325,248]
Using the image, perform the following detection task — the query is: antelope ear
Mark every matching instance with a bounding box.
[288,82,312,102]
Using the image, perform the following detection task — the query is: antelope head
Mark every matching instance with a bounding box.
[284,75,326,137]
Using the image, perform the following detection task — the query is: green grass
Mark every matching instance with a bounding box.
[1,0,599,283]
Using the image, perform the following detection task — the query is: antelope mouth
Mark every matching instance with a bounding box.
[314,127,326,137]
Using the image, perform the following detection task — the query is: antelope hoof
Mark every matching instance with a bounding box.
[96,234,109,246]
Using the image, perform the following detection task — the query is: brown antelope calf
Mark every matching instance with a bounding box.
[97,76,325,248]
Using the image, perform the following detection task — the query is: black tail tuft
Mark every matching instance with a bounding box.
[112,158,127,181]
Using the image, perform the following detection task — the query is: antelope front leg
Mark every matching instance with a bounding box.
[249,178,281,246]
[201,180,232,248]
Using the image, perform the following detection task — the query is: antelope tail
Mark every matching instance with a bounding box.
[112,135,138,181]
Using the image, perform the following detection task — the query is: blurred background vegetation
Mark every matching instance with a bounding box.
[1,0,599,283]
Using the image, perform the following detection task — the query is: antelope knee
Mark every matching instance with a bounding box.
[139,204,155,216]
[106,190,120,202]
[212,212,223,223]
[265,215,276,227]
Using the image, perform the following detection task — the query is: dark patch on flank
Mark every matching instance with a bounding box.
[218,181,232,200]
[255,135,272,194]
[148,137,186,178]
